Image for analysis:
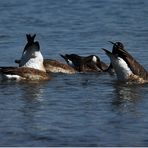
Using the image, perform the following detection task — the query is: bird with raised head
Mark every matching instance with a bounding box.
[102,41,148,83]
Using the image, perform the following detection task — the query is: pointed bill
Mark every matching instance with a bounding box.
[102,48,113,57]
[108,41,115,45]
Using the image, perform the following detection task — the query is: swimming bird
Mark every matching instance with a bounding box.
[0,34,50,81]
[60,54,108,72]
[102,42,148,83]
[0,67,49,81]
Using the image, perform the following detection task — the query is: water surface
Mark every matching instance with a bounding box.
[0,0,148,146]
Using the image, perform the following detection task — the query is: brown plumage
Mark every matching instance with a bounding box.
[103,42,148,83]
[60,54,108,72]
[0,34,51,81]
[0,67,50,81]
[110,41,148,80]
[15,59,76,74]
[16,55,108,73]
[43,59,76,74]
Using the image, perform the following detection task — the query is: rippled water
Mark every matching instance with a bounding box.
[0,0,148,146]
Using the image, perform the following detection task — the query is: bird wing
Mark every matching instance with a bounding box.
[118,48,148,80]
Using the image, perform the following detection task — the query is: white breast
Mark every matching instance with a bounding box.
[112,57,132,81]
[20,51,46,72]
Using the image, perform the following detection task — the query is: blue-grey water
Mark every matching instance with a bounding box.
[0,0,148,146]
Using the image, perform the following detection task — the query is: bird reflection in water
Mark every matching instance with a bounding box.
[20,81,48,101]
[111,82,144,114]
[19,81,49,137]
[19,80,48,121]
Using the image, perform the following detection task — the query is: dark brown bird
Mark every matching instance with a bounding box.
[60,54,108,72]
[102,42,148,83]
